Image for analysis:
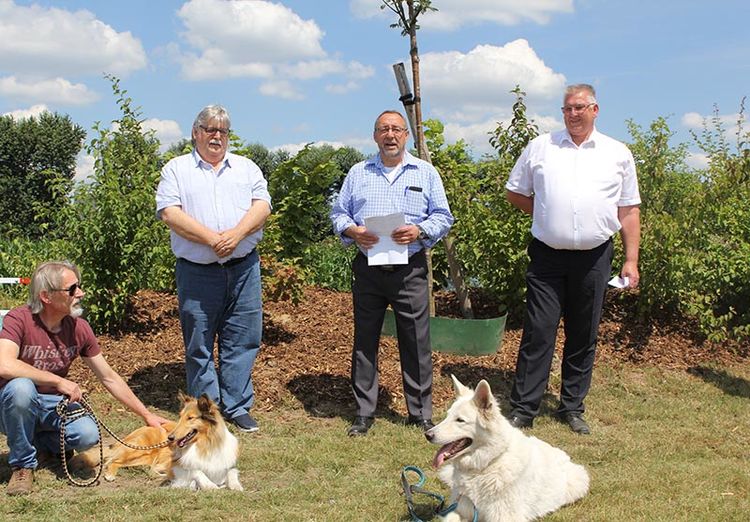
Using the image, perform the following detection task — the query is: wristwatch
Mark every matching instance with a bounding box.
[416,225,428,241]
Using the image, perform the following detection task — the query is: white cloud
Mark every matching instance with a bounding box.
[685,151,710,170]
[326,81,361,95]
[681,111,744,130]
[420,40,566,122]
[443,113,561,156]
[74,152,95,183]
[0,76,99,106]
[259,80,304,101]
[350,0,573,30]
[177,0,325,79]
[142,118,184,152]
[2,104,50,120]
[281,60,374,81]
[0,0,146,77]
[174,0,374,97]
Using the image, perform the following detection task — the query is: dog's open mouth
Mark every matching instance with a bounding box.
[175,429,197,448]
[433,438,472,468]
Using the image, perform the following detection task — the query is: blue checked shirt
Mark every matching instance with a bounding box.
[330,151,454,256]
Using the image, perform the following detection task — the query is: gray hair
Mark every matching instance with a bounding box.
[564,84,597,104]
[27,260,81,314]
[192,105,231,131]
[373,110,408,131]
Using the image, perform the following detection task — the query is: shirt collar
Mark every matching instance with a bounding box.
[555,127,600,148]
[192,149,231,169]
[366,150,419,170]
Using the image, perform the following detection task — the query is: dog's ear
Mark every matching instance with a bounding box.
[473,380,495,412]
[177,390,190,404]
[197,394,219,424]
[197,394,212,413]
[451,374,472,397]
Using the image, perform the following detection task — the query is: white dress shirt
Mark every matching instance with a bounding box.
[506,128,641,250]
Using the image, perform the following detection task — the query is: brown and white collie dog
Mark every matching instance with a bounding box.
[104,393,243,491]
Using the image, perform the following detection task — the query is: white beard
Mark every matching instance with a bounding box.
[70,303,84,318]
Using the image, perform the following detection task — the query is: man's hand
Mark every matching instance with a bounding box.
[143,412,171,428]
[56,378,83,403]
[391,224,420,245]
[621,261,640,289]
[213,228,242,258]
[346,225,379,249]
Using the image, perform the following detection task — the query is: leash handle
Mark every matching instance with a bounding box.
[57,395,103,487]
[400,465,479,522]
[401,466,447,522]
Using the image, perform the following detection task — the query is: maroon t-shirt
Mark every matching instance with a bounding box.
[0,305,101,393]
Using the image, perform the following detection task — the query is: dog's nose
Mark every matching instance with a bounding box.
[424,431,433,442]
[168,434,175,442]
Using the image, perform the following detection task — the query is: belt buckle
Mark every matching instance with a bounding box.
[379,264,396,272]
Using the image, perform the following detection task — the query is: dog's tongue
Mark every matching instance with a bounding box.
[433,445,451,468]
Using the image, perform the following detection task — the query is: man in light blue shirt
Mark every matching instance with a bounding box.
[330,110,453,436]
[156,105,271,433]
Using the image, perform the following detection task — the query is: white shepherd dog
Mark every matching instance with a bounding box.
[425,375,589,521]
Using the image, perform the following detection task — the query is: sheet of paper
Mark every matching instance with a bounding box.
[608,275,630,288]
[364,212,408,266]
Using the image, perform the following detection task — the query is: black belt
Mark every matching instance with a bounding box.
[180,249,255,268]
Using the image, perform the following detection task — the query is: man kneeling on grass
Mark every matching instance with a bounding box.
[0,260,169,495]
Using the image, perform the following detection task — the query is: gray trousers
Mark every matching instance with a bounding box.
[351,250,432,419]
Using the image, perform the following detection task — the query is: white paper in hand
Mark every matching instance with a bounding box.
[607,275,630,288]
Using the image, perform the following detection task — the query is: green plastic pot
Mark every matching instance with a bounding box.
[381,308,507,356]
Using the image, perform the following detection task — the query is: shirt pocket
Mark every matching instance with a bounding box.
[403,186,426,219]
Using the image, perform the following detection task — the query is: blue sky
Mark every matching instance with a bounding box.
[1,0,748,178]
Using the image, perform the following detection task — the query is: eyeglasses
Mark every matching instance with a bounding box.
[561,103,595,115]
[52,283,82,296]
[375,126,408,135]
[199,125,230,136]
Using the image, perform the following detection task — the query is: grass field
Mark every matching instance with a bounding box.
[1,363,748,521]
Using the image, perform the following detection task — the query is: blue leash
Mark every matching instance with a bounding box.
[400,466,478,522]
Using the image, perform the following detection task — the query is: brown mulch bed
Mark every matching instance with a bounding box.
[67,287,749,419]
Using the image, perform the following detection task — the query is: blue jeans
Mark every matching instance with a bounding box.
[0,378,99,469]
[176,250,262,420]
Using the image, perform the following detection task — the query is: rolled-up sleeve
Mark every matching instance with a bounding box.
[155,160,182,218]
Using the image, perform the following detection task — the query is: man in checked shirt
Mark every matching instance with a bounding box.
[330,110,454,437]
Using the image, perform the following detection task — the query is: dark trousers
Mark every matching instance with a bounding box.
[510,238,613,419]
[351,250,432,419]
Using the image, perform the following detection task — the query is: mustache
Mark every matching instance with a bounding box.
[209,139,223,146]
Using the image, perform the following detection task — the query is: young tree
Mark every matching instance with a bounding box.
[382,0,474,317]
[51,76,172,331]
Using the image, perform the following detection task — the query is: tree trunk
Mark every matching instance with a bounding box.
[406,3,473,319]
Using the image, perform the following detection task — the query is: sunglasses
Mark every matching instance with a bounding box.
[52,282,82,296]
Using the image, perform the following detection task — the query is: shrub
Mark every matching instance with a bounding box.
[302,237,356,292]
[425,87,537,317]
[49,76,173,331]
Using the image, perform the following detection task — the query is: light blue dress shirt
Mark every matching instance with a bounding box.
[156,150,272,264]
[330,151,454,256]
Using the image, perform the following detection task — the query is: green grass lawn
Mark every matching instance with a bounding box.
[1,363,748,521]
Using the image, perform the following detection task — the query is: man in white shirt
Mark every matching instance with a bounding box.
[505,84,641,434]
[156,105,271,433]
